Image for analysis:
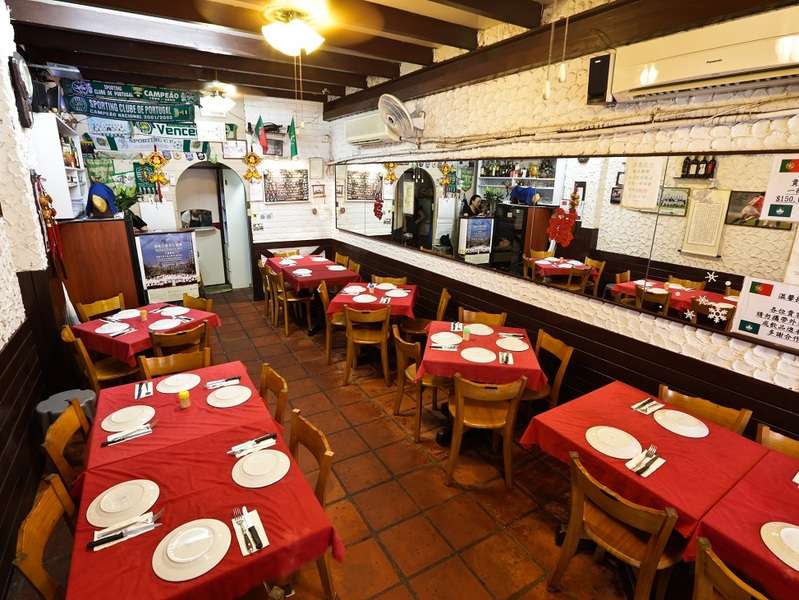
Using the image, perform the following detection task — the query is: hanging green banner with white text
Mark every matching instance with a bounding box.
[61,79,199,104]
[64,94,195,123]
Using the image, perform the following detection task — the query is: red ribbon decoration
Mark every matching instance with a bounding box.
[546,207,578,248]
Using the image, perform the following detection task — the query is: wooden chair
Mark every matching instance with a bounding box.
[724,286,741,297]
[549,267,591,294]
[523,330,574,408]
[347,259,361,275]
[139,348,211,379]
[635,285,670,315]
[692,537,768,600]
[458,307,507,326]
[150,322,209,356]
[13,474,75,600]
[318,281,346,364]
[658,385,752,434]
[259,265,273,323]
[272,249,299,258]
[523,249,555,281]
[392,325,452,442]
[42,399,90,488]
[60,326,139,395]
[690,298,736,332]
[75,292,125,322]
[446,373,527,489]
[401,287,451,338]
[756,423,799,460]
[260,363,289,425]
[335,252,349,267]
[668,275,706,290]
[371,275,408,286]
[182,293,213,312]
[548,452,683,600]
[584,257,606,297]
[611,270,636,305]
[344,306,391,385]
[268,268,313,336]
[287,409,336,599]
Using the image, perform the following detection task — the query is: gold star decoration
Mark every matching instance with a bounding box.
[383,162,397,184]
[243,150,263,182]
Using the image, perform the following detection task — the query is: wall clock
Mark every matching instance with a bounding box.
[9,52,34,128]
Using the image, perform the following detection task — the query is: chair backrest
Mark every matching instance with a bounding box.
[372,275,408,285]
[724,286,740,297]
[615,270,631,284]
[344,306,391,341]
[585,258,606,277]
[268,268,286,295]
[272,249,299,258]
[150,322,209,356]
[335,252,349,267]
[692,537,768,600]
[668,275,706,290]
[436,288,452,321]
[565,268,591,292]
[690,298,736,332]
[317,280,331,312]
[258,265,272,313]
[288,409,334,504]
[635,285,670,315]
[14,475,75,600]
[182,293,213,312]
[347,259,361,274]
[535,330,574,407]
[658,385,752,434]
[529,250,555,260]
[458,307,507,326]
[43,399,90,487]
[392,325,421,377]
[75,292,125,322]
[139,348,211,378]
[451,373,527,428]
[60,326,100,394]
[260,363,289,425]
[756,424,799,460]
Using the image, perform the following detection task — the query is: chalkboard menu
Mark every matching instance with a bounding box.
[264,168,309,203]
[347,169,382,201]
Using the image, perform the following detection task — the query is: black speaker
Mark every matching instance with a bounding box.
[587,53,614,105]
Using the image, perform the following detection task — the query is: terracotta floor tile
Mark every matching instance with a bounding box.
[327,499,370,545]
[373,583,415,600]
[373,389,415,415]
[309,409,350,434]
[358,376,395,398]
[468,479,536,525]
[447,451,502,487]
[508,510,563,571]
[222,338,256,352]
[260,352,300,369]
[331,539,399,600]
[355,418,406,449]
[314,369,349,390]
[287,377,321,400]
[274,363,308,382]
[325,385,371,407]
[379,515,452,576]
[515,457,570,506]
[352,481,419,530]
[294,347,327,363]
[461,532,544,598]
[546,552,626,600]
[253,334,284,348]
[398,466,461,509]
[409,556,491,600]
[305,469,347,504]
[375,439,434,475]
[326,428,369,463]
[285,335,318,352]
[340,401,385,426]
[290,392,333,416]
[426,495,497,550]
[334,452,391,494]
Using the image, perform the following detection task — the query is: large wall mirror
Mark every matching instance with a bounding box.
[335,153,798,354]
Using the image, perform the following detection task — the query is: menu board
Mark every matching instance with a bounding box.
[347,168,382,202]
[681,189,730,257]
[733,276,799,351]
[761,155,799,222]
[263,168,309,203]
[134,231,200,302]
[621,156,667,211]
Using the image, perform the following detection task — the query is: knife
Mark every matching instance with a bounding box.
[242,506,263,550]
[635,454,660,475]
[206,376,241,389]
[632,397,654,412]
[99,509,164,538]
[86,522,162,549]
[109,327,135,337]
[102,425,152,447]
[133,382,142,401]
[228,432,277,454]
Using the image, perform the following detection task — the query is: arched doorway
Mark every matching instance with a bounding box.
[393,167,436,249]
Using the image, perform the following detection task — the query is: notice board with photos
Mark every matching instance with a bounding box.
[263,168,309,203]
[733,276,799,351]
[134,230,200,302]
[347,168,382,202]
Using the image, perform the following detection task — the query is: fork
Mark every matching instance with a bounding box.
[233,508,254,554]
[630,445,656,471]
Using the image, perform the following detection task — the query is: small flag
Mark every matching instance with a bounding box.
[738,320,761,335]
[288,116,298,159]
[767,204,793,218]
[749,281,774,296]
[778,158,799,173]
[254,116,267,153]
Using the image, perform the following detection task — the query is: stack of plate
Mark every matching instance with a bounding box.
[113,309,142,320]
[86,479,160,527]
[385,288,409,298]
[101,405,155,433]
[761,522,799,571]
[430,332,463,346]
[160,306,190,317]
[653,409,709,438]
[467,323,494,336]
[327,265,346,271]
[96,322,130,336]
[206,385,252,408]
[585,426,642,459]
[293,268,312,276]
[556,263,573,269]
[149,319,181,331]
[156,373,202,394]
[353,294,378,304]
[152,519,231,582]
[231,449,290,488]
[460,347,497,364]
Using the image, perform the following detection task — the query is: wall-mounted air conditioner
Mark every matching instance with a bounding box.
[611,5,799,102]
[345,112,396,145]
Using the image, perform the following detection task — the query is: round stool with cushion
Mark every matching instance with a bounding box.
[36,389,96,437]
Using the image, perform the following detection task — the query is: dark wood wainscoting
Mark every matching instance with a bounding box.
[250,239,333,301]
[332,239,799,437]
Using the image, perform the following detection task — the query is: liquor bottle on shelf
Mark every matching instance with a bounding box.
[697,156,707,178]
[705,155,716,178]
[681,155,691,178]
[688,156,699,178]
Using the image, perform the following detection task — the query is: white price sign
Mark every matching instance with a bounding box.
[762,155,799,222]
[733,276,799,351]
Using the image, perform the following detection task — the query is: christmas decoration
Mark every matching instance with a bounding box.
[243,148,263,182]
[708,306,729,323]
[35,175,61,259]
[383,162,397,184]
[373,175,384,220]
[145,147,169,202]
[546,206,578,247]
[438,162,452,187]
[705,271,718,283]
[683,309,696,321]
[696,295,711,306]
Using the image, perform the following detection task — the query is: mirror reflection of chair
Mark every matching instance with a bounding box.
[692,537,767,600]
[318,281,346,364]
[258,265,273,323]
[658,385,752,434]
[584,257,606,297]
[347,259,361,275]
[523,250,555,281]
[549,268,591,295]
[371,275,407,285]
[668,275,706,290]
[60,326,140,394]
[182,293,213,312]
[334,252,349,267]
[150,322,209,356]
[344,306,391,385]
[611,271,635,305]
[458,307,507,326]
[139,348,211,379]
[75,292,125,322]
[635,285,670,315]
[524,330,573,408]
[42,399,90,488]
[260,363,289,425]
[755,423,799,460]
[724,285,740,297]
[272,249,299,258]
[401,287,451,338]
[689,298,736,332]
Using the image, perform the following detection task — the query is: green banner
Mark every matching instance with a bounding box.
[61,79,199,104]
[65,94,195,123]
[134,162,157,195]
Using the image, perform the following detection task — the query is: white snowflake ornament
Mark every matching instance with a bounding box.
[683,309,696,321]
[696,295,711,306]
[708,306,728,324]
[705,271,718,283]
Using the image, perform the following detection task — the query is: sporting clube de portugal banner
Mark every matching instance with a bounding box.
[733,277,799,350]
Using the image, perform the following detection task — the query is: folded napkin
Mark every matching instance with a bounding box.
[499,352,515,365]
[233,437,277,458]
[233,509,270,556]
[450,322,463,332]
[104,425,152,446]
[206,377,241,390]
[630,399,664,415]
[625,451,666,478]
[133,381,153,400]
[430,344,458,351]
[109,327,136,338]
[91,512,157,551]
[498,332,524,339]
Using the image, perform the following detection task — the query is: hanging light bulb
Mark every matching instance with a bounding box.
[262,1,327,57]
[557,14,570,83]
[543,15,556,101]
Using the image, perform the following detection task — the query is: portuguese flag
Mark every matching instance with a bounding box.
[254,116,268,153]
[749,281,774,296]
[778,158,799,173]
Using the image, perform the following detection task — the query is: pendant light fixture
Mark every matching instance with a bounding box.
[262,0,326,57]
[557,10,570,83]
[200,80,236,117]
[543,16,555,100]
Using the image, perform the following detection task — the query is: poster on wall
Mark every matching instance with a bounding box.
[680,189,730,257]
[402,181,415,214]
[134,231,200,302]
[88,117,131,136]
[621,156,667,211]
[91,135,209,154]
[761,156,799,222]
[264,168,309,203]
[132,121,197,139]
[733,276,799,351]
[657,187,689,216]
[61,79,199,104]
[458,217,494,264]
[65,94,195,122]
[726,190,793,230]
[347,168,382,202]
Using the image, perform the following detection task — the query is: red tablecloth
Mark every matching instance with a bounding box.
[519,381,767,537]
[326,284,417,319]
[416,321,547,392]
[267,255,360,291]
[73,303,222,366]
[613,280,737,313]
[533,258,597,278]
[688,450,799,599]
[67,361,344,600]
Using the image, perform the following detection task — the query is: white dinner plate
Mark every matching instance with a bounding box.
[113,309,143,320]
[430,332,463,346]
[293,269,312,275]
[96,321,129,335]
[633,279,648,285]
[534,260,551,266]
[460,347,497,364]
[327,265,347,271]
[100,405,156,433]
[149,319,182,332]
[585,426,642,460]
[156,373,202,394]
[342,285,366,295]
[152,519,231,582]
[160,306,190,317]
[567,260,583,265]
[385,289,410,298]
[86,479,159,527]
[496,337,530,352]
[761,522,799,572]
[467,323,494,336]
[353,294,378,303]
[206,385,252,408]
[311,256,328,262]
[653,409,710,438]
[232,449,291,488]
[375,283,396,290]
[556,263,573,269]
[278,259,296,266]
[665,283,685,290]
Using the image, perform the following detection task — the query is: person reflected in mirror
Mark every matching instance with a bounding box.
[462,194,485,217]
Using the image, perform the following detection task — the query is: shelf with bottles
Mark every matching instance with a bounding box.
[477,158,557,180]
[677,155,717,180]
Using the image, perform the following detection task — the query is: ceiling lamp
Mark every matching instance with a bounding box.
[200,81,236,117]
[262,0,326,56]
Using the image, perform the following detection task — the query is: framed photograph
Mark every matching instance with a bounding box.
[222,140,247,159]
[312,184,325,198]
[335,184,344,197]
[658,187,690,216]
[726,190,793,230]
[616,171,625,186]
[573,181,586,203]
[264,138,284,157]
[609,186,623,204]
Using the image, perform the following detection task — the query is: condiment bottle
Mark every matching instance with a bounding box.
[178,390,191,409]
[463,326,471,342]
[140,309,148,322]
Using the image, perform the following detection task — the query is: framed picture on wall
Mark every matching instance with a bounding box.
[658,187,690,216]
[222,140,247,159]
[609,186,623,204]
[726,190,793,230]
[312,184,325,198]
[265,138,284,156]
[616,171,625,186]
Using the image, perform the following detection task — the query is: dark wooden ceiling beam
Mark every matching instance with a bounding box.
[427,0,543,29]
[9,0,401,78]
[324,0,796,120]
[14,24,368,88]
